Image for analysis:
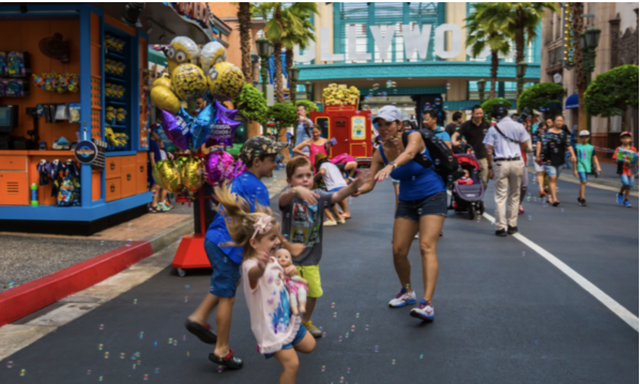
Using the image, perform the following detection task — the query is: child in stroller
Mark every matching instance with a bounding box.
[449,152,485,220]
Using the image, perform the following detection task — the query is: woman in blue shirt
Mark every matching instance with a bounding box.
[356,106,446,322]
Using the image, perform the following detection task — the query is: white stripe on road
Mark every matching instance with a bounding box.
[481,210,639,332]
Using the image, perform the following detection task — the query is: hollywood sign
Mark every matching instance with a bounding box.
[294,25,514,62]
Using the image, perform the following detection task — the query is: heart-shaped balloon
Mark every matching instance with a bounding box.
[160,109,193,151]
[153,160,184,193]
[179,157,205,195]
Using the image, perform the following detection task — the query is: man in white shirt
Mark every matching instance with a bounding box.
[294,104,313,157]
[483,104,530,237]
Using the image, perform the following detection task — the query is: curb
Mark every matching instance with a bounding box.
[0,218,194,327]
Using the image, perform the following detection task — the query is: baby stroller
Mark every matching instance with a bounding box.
[448,146,485,220]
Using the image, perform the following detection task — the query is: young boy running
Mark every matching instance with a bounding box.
[279,157,363,337]
[185,137,302,370]
[573,130,601,206]
[613,131,638,208]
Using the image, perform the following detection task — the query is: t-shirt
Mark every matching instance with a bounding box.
[206,172,270,265]
[444,122,459,137]
[242,257,300,354]
[294,118,313,155]
[433,126,451,144]
[542,130,570,167]
[280,188,334,266]
[613,146,639,176]
[320,162,347,191]
[482,117,530,160]
[531,123,539,134]
[456,119,492,159]
[575,143,596,173]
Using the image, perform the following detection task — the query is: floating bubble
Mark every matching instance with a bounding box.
[185,295,189,303]
[133,298,138,305]
[155,368,159,374]
[333,312,337,318]
[185,284,190,289]
[351,325,356,332]
[87,370,91,375]
[154,341,158,347]
[448,175,453,181]
[168,338,173,344]
[7,361,13,368]
[331,302,335,308]
[126,239,132,247]
[218,366,223,373]
[561,208,564,213]
[340,376,345,383]
[98,344,103,350]
[419,354,424,360]
[347,367,351,374]
[183,335,186,341]
[528,215,532,221]
[374,345,379,352]
[522,251,526,257]
[133,364,136,370]
[418,208,422,214]
[392,359,396,365]
[345,332,349,339]
[139,331,144,339]
[173,340,178,346]
[104,352,109,359]
[99,324,104,330]
[144,374,149,381]
[434,158,440,165]
[321,365,326,372]
[365,324,369,330]
[100,241,104,246]
[339,336,343,342]
[322,332,326,338]
[120,353,125,359]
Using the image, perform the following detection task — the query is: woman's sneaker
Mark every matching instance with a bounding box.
[303,321,323,338]
[388,289,416,308]
[410,300,434,321]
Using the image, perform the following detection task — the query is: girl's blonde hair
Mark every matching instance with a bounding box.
[214,182,279,256]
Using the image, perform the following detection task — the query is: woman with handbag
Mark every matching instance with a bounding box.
[536,115,576,206]
[356,106,446,322]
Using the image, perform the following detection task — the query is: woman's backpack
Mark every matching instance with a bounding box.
[402,131,464,184]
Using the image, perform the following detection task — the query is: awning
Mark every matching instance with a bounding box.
[565,93,579,109]
[148,47,167,66]
[539,103,562,112]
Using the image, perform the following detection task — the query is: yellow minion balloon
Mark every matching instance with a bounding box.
[163,36,200,73]
[208,61,245,101]
[172,64,207,101]
[200,41,227,76]
[150,73,181,113]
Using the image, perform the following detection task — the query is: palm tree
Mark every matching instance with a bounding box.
[237,2,253,81]
[282,3,318,103]
[486,2,559,98]
[253,2,286,103]
[465,3,512,99]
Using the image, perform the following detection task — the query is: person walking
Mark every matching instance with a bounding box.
[483,104,530,237]
[422,109,452,149]
[532,121,548,198]
[536,115,576,206]
[445,111,464,137]
[294,104,313,157]
[357,105,447,322]
[574,130,601,206]
[451,105,491,189]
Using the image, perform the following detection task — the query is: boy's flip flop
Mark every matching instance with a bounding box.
[185,319,217,344]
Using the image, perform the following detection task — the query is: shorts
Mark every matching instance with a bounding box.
[578,172,588,183]
[295,264,322,298]
[263,325,307,359]
[545,165,562,177]
[621,174,636,189]
[205,239,241,298]
[395,190,447,221]
[391,177,400,186]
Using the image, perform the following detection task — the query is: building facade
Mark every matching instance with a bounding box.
[540,2,639,151]
[296,2,541,123]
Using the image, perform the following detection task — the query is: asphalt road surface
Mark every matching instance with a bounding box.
[1,175,637,383]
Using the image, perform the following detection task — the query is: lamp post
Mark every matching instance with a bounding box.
[256,37,273,97]
[305,81,312,101]
[516,61,527,99]
[580,26,601,133]
[288,66,300,104]
[477,79,486,104]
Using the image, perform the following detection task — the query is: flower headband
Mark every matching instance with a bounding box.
[252,215,273,239]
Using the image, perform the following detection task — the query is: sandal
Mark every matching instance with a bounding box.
[148,206,160,213]
[552,201,560,207]
[185,319,217,344]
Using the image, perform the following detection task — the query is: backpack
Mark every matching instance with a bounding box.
[402,131,464,185]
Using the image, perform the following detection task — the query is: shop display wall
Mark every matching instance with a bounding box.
[103,26,132,153]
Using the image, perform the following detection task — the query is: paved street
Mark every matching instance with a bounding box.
[0,175,637,383]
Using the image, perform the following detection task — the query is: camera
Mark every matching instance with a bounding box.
[516,107,532,124]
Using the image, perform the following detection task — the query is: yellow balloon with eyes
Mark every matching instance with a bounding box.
[208,61,245,101]
[171,64,207,101]
[163,36,200,73]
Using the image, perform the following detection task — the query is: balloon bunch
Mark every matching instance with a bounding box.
[150,37,245,151]
[204,150,245,187]
[32,72,79,94]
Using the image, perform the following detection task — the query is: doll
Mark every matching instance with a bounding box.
[275,248,308,316]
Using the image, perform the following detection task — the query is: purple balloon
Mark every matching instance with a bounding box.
[204,150,245,185]
[160,109,192,151]
[205,108,241,147]
[215,100,238,120]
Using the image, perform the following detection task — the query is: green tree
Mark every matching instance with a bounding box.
[584,65,639,118]
[268,103,298,133]
[517,82,565,114]
[237,2,255,81]
[486,2,559,98]
[296,100,319,115]
[254,2,286,103]
[465,3,512,99]
[282,3,318,102]
[481,98,513,115]
[232,84,269,133]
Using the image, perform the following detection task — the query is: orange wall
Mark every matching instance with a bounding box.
[0,19,81,148]
[210,3,239,18]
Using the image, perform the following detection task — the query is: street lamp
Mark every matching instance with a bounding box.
[288,66,300,103]
[256,37,273,97]
[305,81,312,101]
[580,26,601,133]
[516,61,527,98]
[477,79,486,104]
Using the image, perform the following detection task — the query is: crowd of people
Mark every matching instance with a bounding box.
[173,101,635,383]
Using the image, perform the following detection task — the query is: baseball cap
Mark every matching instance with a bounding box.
[620,131,632,138]
[374,105,402,123]
[579,130,590,137]
[238,136,287,165]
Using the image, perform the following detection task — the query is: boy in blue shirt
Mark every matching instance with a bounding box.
[573,130,601,206]
[185,137,303,371]
[422,109,452,149]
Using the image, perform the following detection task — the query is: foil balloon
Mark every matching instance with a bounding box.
[172,63,208,101]
[208,61,245,101]
[160,109,192,151]
[150,85,181,114]
[200,41,227,76]
[191,104,216,150]
[204,150,235,186]
[215,100,238,120]
[153,160,184,193]
[165,36,200,73]
[179,157,205,195]
[152,123,177,152]
[205,108,241,147]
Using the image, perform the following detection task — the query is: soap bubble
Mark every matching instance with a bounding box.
[434,158,440,165]
[99,324,104,330]
[365,324,369,330]
[133,298,137,305]
[87,370,91,375]
[104,352,109,359]
[139,331,144,339]
[374,345,379,352]
[98,344,103,350]
[339,336,343,342]
[321,365,326,372]
[7,361,13,368]
[155,368,159,374]
[120,353,125,359]
[392,359,396,365]
[356,312,359,318]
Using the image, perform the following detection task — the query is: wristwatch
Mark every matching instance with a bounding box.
[389,161,398,170]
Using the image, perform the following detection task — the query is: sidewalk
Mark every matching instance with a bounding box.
[0,169,287,324]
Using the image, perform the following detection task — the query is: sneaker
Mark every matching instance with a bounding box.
[410,300,434,322]
[617,193,624,205]
[495,229,507,237]
[323,219,337,227]
[507,226,518,235]
[303,321,323,338]
[158,202,171,212]
[208,349,243,370]
[579,198,587,207]
[336,218,346,225]
[624,200,632,208]
[388,289,416,308]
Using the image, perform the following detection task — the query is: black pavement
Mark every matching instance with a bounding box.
[0,176,637,383]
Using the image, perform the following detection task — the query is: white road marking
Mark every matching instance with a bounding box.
[481,210,639,332]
